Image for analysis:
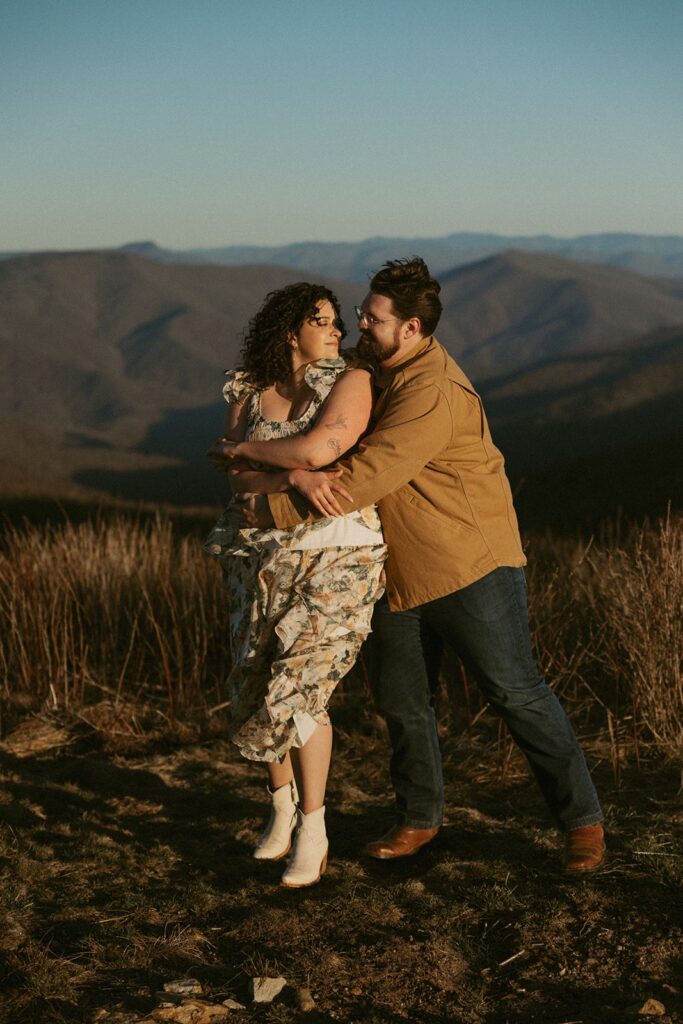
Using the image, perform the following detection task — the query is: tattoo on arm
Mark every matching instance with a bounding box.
[324,414,348,429]
[327,437,342,458]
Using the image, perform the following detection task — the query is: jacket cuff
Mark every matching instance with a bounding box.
[268,490,314,529]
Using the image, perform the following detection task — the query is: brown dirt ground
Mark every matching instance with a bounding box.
[0,705,681,1024]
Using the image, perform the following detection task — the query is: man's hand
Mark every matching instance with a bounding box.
[207,437,243,472]
[289,468,352,517]
[237,493,275,528]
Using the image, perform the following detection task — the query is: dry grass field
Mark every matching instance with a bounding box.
[0,510,681,1023]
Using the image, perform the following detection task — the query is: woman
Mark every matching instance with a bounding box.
[204,282,386,888]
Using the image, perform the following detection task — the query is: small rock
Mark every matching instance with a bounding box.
[297,987,315,1012]
[91,1013,145,1023]
[94,1014,145,1023]
[152,1001,228,1023]
[163,979,203,996]
[221,999,246,1010]
[251,976,287,1003]
[638,999,666,1016]
[156,994,185,1006]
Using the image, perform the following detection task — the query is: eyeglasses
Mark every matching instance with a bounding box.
[354,305,401,327]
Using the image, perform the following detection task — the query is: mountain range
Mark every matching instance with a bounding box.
[119,231,683,281]
[1,247,681,526]
[4,232,683,283]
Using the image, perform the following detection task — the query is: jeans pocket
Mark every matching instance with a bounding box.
[456,566,522,624]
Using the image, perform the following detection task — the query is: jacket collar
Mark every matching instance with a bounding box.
[374,335,433,388]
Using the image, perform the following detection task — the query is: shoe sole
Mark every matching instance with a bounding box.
[563,853,607,873]
[364,840,437,860]
[365,850,427,860]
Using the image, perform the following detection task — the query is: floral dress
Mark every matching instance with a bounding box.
[204,358,386,763]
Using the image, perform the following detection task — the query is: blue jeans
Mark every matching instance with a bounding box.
[366,566,603,832]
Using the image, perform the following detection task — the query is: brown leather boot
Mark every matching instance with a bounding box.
[364,825,440,860]
[563,823,605,872]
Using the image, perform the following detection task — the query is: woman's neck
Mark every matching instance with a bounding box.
[275,364,309,398]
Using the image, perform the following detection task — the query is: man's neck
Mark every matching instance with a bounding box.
[380,334,428,371]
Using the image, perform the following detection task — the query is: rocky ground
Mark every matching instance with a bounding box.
[0,711,681,1024]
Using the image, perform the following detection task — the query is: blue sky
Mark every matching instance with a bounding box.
[2,0,682,249]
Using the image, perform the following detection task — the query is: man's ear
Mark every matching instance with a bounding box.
[404,317,422,338]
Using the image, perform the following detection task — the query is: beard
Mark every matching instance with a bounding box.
[357,329,401,364]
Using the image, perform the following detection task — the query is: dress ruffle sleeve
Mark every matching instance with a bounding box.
[303,358,348,403]
[223,369,259,406]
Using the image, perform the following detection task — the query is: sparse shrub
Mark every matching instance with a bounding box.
[585,512,683,764]
[1,508,681,766]
[0,514,230,722]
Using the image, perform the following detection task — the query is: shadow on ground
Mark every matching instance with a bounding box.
[0,730,681,1024]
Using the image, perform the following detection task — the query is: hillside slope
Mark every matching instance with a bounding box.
[0,252,357,502]
[1,249,681,521]
[438,250,683,379]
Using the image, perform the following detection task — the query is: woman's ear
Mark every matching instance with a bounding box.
[287,332,298,350]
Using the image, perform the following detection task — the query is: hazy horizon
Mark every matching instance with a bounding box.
[5,228,683,259]
[3,0,682,250]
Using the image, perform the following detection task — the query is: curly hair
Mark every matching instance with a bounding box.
[370,257,442,336]
[237,283,347,389]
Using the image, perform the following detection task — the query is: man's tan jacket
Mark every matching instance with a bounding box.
[269,336,526,611]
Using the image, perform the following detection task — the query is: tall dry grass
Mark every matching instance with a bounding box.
[585,512,683,765]
[1,510,681,763]
[0,514,230,725]
[525,512,683,766]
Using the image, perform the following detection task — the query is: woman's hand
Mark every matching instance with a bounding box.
[207,437,243,471]
[288,468,352,517]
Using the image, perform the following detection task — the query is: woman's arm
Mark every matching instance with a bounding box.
[207,401,265,495]
[207,400,249,472]
[223,399,249,443]
[226,368,373,469]
[211,401,329,503]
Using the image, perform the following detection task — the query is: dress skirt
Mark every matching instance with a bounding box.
[222,541,386,763]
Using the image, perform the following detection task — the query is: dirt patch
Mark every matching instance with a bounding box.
[0,729,681,1024]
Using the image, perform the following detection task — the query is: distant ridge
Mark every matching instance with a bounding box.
[4,231,683,281]
[118,231,683,281]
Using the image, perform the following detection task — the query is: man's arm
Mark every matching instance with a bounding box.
[228,460,292,495]
[268,381,453,528]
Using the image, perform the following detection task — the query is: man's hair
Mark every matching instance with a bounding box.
[369,257,442,335]
[238,282,346,388]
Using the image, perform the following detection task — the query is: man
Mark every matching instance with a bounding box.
[235,257,605,872]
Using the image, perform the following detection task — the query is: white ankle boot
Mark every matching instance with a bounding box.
[253,780,298,861]
[280,806,328,888]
